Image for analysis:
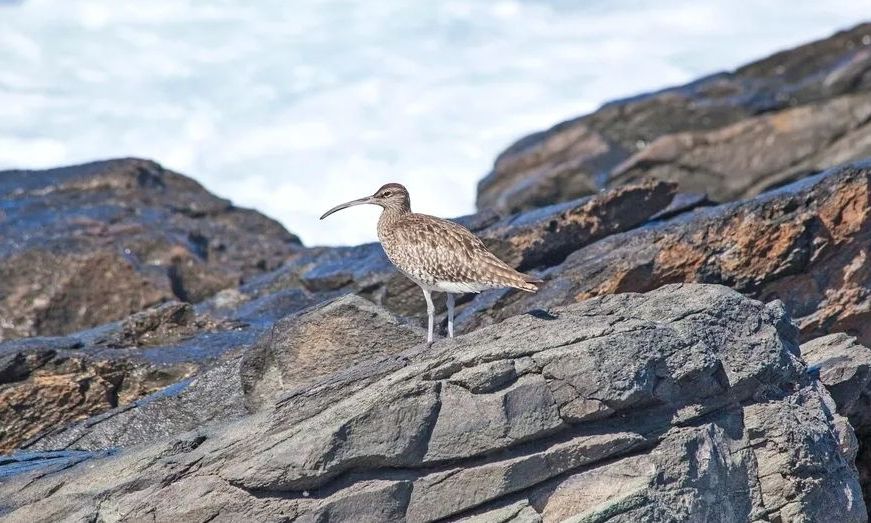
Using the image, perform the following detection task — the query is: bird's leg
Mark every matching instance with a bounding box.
[421,287,435,345]
[447,293,455,338]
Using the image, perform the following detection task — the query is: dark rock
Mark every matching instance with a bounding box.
[0,335,197,453]
[478,23,871,213]
[478,180,676,271]
[0,285,863,522]
[610,92,871,199]
[801,333,871,511]
[23,350,248,453]
[0,298,268,452]
[0,158,301,340]
[93,300,249,350]
[0,450,112,481]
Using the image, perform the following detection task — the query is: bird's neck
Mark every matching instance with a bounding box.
[377,206,409,238]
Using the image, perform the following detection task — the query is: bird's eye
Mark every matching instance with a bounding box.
[382,191,392,197]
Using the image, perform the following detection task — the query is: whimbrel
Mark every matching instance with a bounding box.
[320,183,541,343]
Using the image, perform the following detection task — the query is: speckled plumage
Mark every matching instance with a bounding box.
[378,211,538,293]
[321,182,541,343]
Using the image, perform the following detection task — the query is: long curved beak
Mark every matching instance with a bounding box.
[319,196,374,220]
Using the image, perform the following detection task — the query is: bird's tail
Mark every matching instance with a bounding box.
[514,274,543,293]
[482,255,544,293]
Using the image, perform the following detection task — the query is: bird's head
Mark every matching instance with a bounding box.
[320,183,411,219]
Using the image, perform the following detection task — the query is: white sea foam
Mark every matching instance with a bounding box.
[0,1,868,245]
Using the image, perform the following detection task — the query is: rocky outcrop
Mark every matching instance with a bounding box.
[0,158,301,341]
[0,285,864,522]
[458,161,871,348]
[476,180,677,271]
[0,293,315,453]
[20,349,248,454]
[7,292,383,454]
[478,23,871,213]
[17,295,422,453]
[0,335,193,454]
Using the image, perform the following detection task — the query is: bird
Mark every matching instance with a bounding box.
[320,183,542,344]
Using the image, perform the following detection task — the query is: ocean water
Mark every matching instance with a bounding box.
[0,1,869,246]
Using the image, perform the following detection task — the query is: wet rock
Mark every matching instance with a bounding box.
[0,285,863,522]
[0,299,262,452]
[478,23,871,213]
[0,336,197,453]
[458,161,871,348]
[102,301,197,348]
[0,450,112,482]
[240,294,424,411]
[0,158,301,341]
[24,349,248,453]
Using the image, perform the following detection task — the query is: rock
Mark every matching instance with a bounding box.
[0,284,864,522]
[802,333,871,431]
[0,332,195,453]
[0,158,301,341]
[478,180,677,270]
[478,23,871,213]
[610,92,871,200]
[458,161,871,348]
[23,350,248,453]
[0,299,265,453]
[802,333,871,503]
[239,294,424,411]
[102,301,206,348]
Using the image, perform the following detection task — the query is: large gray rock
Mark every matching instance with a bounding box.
[0,284,863,522]
[801,333,871,503]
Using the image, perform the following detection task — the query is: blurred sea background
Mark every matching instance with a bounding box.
[1,0,869,245]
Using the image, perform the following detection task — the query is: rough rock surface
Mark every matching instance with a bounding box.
[9,293,419,453]
[0,158,301,340]
[240,294,424,411]
[477,180,677,271]
[0,334,194,453]
[22,350,248,453]
[802,333,871,502]
[478,23,871,213]
[459,161,871,348]
[0,297,280,453]
[803,333,871,431]
[0,285,865,522]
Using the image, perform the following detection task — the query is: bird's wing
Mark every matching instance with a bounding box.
[390,214,531,287]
